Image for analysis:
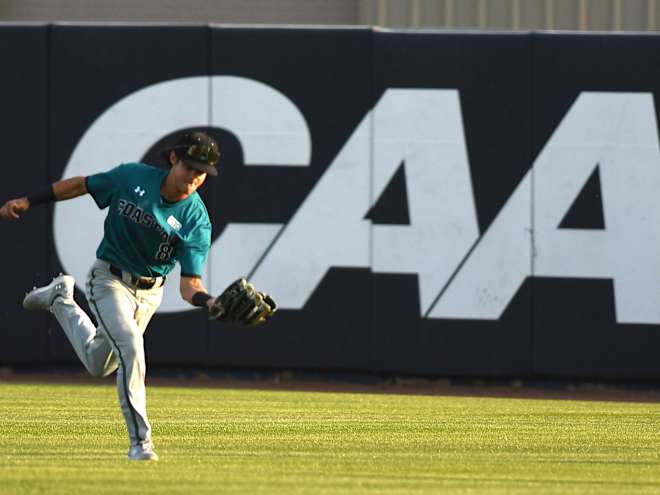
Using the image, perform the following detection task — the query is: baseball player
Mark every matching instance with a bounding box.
[0,131,276,461]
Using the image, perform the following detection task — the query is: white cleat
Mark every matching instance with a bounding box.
[127,444,159,461]
[22,275,75,311]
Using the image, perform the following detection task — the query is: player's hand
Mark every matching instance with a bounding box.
[0,198,30,220]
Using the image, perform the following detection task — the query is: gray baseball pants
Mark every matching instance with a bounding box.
[50,259,163,449]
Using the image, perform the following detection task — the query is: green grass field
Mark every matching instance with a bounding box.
[1,382,660,494]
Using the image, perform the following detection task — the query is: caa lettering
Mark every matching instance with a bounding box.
[55,77,660,323]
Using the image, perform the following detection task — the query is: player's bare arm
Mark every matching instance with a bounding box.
[179,275,215,309]
[53,176,88,200]
[0,176,88,220]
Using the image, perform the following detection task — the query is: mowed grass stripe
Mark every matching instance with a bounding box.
[1,382,660,494]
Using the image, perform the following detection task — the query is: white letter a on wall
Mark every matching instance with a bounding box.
[430,92,660,324]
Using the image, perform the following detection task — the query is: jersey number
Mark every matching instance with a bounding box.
[155,243,174,262]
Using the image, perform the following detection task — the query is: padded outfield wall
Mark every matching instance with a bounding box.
[1,24,660,379]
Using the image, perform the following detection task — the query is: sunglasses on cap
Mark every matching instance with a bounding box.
[176,142,220,166]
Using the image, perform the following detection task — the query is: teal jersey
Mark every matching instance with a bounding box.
[85,163,211,278]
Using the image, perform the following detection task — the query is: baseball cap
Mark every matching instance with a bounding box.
[169,131,220,176]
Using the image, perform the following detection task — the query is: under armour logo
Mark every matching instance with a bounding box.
[134,186,145,197]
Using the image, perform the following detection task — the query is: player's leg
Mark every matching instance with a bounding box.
[51,296,118,378]
[85,261,158,460]
[126,282,164,460]
[23,274,118,378]
[135,284,164,336]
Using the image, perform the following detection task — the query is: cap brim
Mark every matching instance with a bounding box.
[182,158,218,176]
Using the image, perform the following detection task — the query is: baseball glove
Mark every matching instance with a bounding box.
[208,278,277,326]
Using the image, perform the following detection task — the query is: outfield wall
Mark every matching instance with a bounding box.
[2,24,660,379]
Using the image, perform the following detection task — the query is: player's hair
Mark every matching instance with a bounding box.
[160,149,174,167]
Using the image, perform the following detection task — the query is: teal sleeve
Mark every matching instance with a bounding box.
[85,164,125,209]
[178,222,211,278]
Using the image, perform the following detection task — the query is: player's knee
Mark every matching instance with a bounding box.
[112,332,143,352]
[87,360,118,378]
[87,364,107,378]
[125,334,144,353]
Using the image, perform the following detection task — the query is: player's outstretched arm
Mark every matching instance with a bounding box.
[180,275,216,309]
[181,275,232,320]
[0,176,88,221]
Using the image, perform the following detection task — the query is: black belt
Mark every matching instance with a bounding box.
[108,265,165,290]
